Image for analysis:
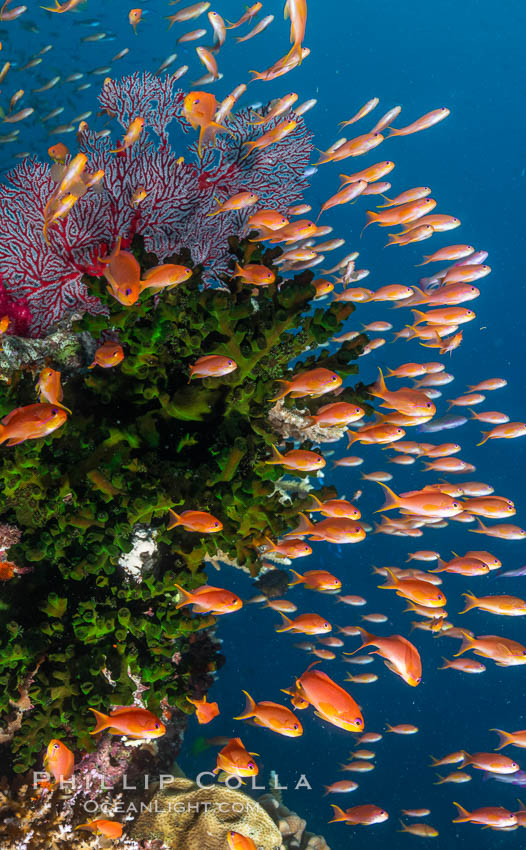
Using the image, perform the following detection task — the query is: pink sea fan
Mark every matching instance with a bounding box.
[0,73,313,336]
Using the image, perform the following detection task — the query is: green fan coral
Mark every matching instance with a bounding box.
[0,233,367,772]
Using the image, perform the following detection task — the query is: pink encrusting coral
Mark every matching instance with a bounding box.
[0,72,313,337]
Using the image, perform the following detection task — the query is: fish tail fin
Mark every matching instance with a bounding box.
[370,366,387,398]
[360,210,379,238]
[459,591,478,614]
[421,462,434,472]
[265,444,285,465]
[384,233,401,247]
[286,512,314,537]
[346,430,360,449]
[232,262,244,277]
[411,309,428,326]
[438,657,451,670]
[453,631,476,657]
[476,431,491,447]
[233,690,257,720]
[174,583,194,609]
[374,481,401,513]
[415,256,432,267]
[379,566,399,589]
[269,380,292,402]
[88,707,110,734]
[328,804,348,823]
[469,517,488,534]
[322,785,333,796]
[263,536,277,552]
[434,773,445,784]
[385,723,395,733]
[307,493,323,510]
[167,509,182,530]
[386,127,403,138]
[490,728,515,751]
[377,195,393,207]
[516,798,526,811]
[467,408,480,420]
[452,802,471,823]
[398,819,408,833]
[275,613,294,633]
[289,568,305,586]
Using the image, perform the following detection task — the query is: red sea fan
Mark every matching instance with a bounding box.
[0,72,313,336]
[0,158,109,337]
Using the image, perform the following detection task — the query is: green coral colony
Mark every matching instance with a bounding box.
[0,230,367,772]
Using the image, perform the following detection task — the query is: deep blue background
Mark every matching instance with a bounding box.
[2,0,526,847]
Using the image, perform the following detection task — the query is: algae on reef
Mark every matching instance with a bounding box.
[0,233,367,772]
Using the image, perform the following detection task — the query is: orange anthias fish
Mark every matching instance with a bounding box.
[270,367,342,400]
[369,368,436,417]
[41,0,83,12]
[289,569,341,591]
[287,512,365,544]
[167,509,222,532]
[379,567,446,608]
[309,402,365,428]
[347,628,422,686]
[88,342,124,369]
[128,8,142,33]
[208,192,259,216]
[242,119,298,160]
[477,422,526,447]
[44,740,74,783]
[0,403,68,446]
[263,537,312,558]
[234,691,303,736]
[329,804,389,825]
[174,584,242,615]
[187,695,220,724]
[375,482,463,518]
[89,706,166,738]
[308,495,361,519]
[188,355,238,380]
[139,264,193,292]
[276,613,332,635]
[233,263,275,286]
[460,752,519,773]
[283,666,364,732]
[214,737,259,778]
[35,367,71,413]
[99,237,141,306]
[454,632,526,666]
[265,445,325,472]
[227,833,258,850]
[452,803,516,828]
[183,92,232,155]
[110,116,145,154]
[388,108,450,137]
[226,2,262,28]
[76,820,123,838]
[460,593,526,616]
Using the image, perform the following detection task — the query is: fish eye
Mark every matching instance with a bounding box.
[155,722,160,729]
[293,723,299,730]
[52,743,60,751]
[355,718,363,726]
[125,288,132,296]
[214,522,220,527]
[248,761,255,769]
[453,502,459,508]
[324,623,329,628]
[426,402,432,407]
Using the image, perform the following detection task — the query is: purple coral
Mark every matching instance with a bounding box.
[0,72,313,337]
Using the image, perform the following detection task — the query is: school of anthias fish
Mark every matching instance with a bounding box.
[1,0,526,844]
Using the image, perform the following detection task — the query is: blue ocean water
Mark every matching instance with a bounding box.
[2,0,526,847]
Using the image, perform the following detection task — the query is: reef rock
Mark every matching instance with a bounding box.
[131,779,283,850]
